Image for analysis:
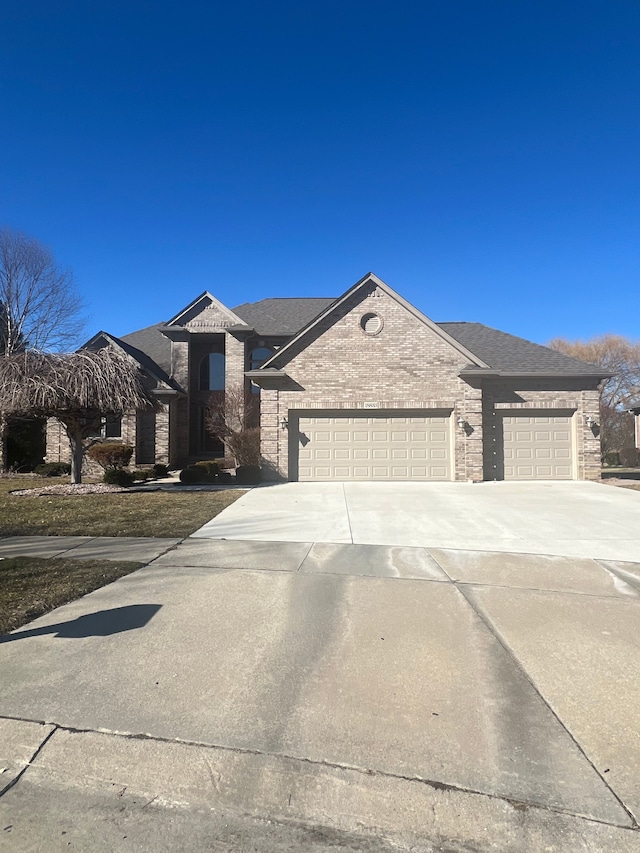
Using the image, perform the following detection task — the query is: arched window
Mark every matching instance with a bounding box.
[249,346,273,370]
[199,352,225,391]
[249,346,274,394]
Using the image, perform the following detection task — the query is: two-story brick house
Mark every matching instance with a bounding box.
[46,272,608,481]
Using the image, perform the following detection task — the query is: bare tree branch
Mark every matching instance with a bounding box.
[548,334,640,462]
[0,228,85,354]
[205,384,261,466]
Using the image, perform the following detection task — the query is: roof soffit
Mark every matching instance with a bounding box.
[164,291,247,332]
[260,272,490,370]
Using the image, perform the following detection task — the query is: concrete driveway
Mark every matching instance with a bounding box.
[2,481,640,851]
[2,535,640,850]
[192,480,640,561]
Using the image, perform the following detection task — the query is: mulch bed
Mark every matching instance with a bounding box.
[9,484,127,497]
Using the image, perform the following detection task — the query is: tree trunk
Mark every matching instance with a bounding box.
[0,412,7,472]
[64,421,85,484]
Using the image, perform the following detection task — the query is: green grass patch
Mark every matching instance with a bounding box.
[0,477,243,537]
[0,556,144,634]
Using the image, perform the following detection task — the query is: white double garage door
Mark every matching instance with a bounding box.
[294,409,575,481]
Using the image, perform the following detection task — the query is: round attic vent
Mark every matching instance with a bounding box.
[360,312,383,335]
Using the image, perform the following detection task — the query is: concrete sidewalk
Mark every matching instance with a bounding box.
[2,538,640,850]
[0,535,180,562]
[192,480,640,561]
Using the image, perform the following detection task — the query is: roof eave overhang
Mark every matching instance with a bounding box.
[245,368,293,390]
[159,325,189,340]
[246,368,287,380]
[152,387,186,398]
[459,369,612,380]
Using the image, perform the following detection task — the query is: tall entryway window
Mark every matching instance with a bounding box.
[199,352,225,391]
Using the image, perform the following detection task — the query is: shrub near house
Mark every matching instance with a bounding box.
[88,442,135,486]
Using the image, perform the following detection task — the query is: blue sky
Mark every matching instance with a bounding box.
[2,1,638,346]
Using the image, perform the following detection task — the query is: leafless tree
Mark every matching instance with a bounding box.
[0,349,158,483]
[205,384,261,466]
[548,334,640,461]
[0,228,84,354]
[0,228,85,469]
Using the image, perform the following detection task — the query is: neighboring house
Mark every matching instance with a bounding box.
[46,272,609,482]
[628,400,640,450]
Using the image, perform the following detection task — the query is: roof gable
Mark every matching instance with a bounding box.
[261,273,489,370]
[165,291,247,331]
[82,331,184,393]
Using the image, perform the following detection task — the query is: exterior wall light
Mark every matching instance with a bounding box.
[280,417,289,430]
[457,415,466,429]
[586,415,595,428]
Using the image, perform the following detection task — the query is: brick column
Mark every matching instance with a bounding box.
[580,389,602,481]
[224,333,246,431]
[155,403,170,465]
[462,384,483,481]
[45,418,69,463]
[260,390,285,480]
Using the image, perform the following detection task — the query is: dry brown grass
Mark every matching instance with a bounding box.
[0,556,143,634]
[0,476,243,538]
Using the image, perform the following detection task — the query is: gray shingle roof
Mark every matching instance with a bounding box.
[116,304,607,379]
[110,333,183,392]
[232,298,336,336]
[438,322,606,375]
[120,323,172,375]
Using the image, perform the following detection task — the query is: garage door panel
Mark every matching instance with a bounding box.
[372,449,389,459]
[503,413,574,480]
[296,410,452,481]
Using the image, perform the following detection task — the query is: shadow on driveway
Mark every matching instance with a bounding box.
[0,604,162,644]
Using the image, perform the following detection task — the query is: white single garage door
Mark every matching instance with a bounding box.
[295,410,452,481]
[502,413,574,480]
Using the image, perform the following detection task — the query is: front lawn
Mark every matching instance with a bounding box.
[0,556,144,634]
[0,477,243,538]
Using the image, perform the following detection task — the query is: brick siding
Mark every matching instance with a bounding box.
[261,286,484,481]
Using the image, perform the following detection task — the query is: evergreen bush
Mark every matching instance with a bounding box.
[34,461,71,477]
[103,468,135,486]
[87,442,134,470]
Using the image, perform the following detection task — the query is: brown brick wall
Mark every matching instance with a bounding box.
[261,287,483,481]
[225,333,247,430]
[482,379,602,481]
[45,400,175,474]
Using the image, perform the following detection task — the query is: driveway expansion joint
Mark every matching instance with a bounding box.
[3,716,637,831]
[454,585,639,829]
[0,722,58,799]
